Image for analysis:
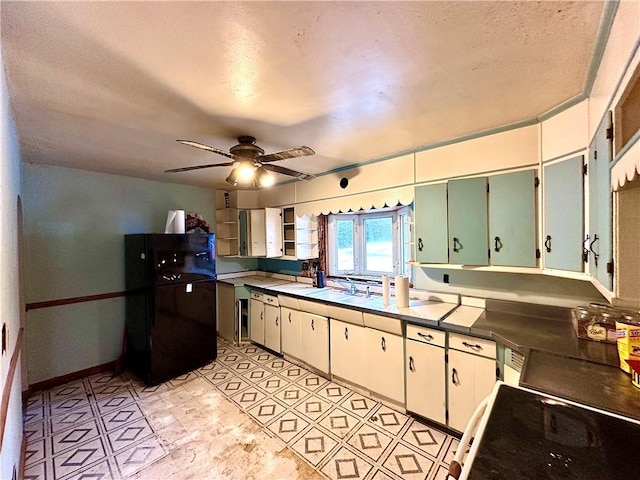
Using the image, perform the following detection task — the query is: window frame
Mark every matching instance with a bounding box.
[327,206,410,279]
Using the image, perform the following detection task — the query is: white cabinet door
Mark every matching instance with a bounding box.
[330,319,367,387]
[263,304,281,353]
[406,339,446,425]
[281,307,302,359]
[365,329,404,404]
[447,349,496,432]
[265,207,283,257]
[250,298,264,345]
[301,312,329,374]
[249,209,266,257]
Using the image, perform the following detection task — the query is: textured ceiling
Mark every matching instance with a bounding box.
[1,1,606,189]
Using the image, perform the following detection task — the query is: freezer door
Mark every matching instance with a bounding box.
[150,280,217,384]
[150,234,216,285]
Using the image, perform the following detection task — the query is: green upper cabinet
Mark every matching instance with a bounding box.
[488,170,537,267]
[543,156,585,273]
[448,177,489,265]
[588,112,613,290]
[414,183,449,263]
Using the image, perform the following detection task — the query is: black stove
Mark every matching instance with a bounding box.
[466,384,640,479]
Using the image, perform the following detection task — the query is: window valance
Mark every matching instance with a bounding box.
[295,186,414,217]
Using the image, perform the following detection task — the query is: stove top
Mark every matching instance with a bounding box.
[464,384,640,479]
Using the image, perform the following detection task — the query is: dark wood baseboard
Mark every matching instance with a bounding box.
[26,360,118,396]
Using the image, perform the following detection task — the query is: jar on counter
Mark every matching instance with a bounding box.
[572,306,597,340]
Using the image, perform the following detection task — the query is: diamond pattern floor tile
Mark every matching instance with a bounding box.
[25,338,457,480]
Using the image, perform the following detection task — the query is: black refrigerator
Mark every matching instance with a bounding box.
[125,233,217,385]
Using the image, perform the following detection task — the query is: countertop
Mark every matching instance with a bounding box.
[219,275,639,419]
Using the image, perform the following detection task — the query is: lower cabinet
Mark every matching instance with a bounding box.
[263,303,280,353]
[447,333,497,432]
[329,316,404,404]
[250,292,280,353]
[405,325,446,425]
[365,328,404,404]
[281,307,302,360]
[330,319,367,387]
[301,312,330,374]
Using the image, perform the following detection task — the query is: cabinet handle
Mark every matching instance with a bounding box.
[494,236,503,253]
[583,234,590,263]
[275,316,279,326]
[381,336,386,352]
[462,341,483,351]
[545,235,552,253]
[417,238,424,252]
[409,356,415,372]
[453,237,462,253]
[589,234,600,267]
[260,311,263,320]
[451,367,459,385]
[417,332,434,342]
[311,319,314,331]
[288,312,292,323]
[344,327,349,340]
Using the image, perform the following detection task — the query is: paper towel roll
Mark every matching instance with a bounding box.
[382,275,390,306]
[165,210,177,233]
[174,210,186,234]
[395,275,410,308]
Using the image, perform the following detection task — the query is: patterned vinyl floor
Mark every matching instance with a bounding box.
[23,338,459,480]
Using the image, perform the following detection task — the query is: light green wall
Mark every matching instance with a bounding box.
[21,163,253,384]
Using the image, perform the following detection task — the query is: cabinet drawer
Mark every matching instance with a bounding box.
[264,294,279,307]
[406,324,445,347]
[251,291,264,301]
[448,332,496,359]
[327,304,364,326]
[278,294,300,310]
[363,313,402,335]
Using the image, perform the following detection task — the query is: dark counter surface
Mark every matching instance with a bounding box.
[520,349,640,421]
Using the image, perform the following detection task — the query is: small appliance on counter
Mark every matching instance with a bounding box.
[125,233,217,385]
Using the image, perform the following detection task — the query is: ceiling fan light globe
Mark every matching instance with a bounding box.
[225,168,240,186]
[237,162,255,182]
[255,166,275,188]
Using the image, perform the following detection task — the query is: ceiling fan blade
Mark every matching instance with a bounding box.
[165,161,235,173]
[262,163,316,181]
[259,146,315,163]
[177,140,238,160]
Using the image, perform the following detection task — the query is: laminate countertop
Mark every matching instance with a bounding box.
[219,276,640,420]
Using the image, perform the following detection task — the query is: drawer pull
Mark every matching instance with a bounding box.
[344,327,349,340]
[381,336,386,352]
[409,356,415,372]
[462,341,483,351]
[417,332,434,341]
[451,367,459,385]
[311,319,314,331]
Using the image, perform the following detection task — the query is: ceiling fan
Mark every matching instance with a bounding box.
[166,135,316,187]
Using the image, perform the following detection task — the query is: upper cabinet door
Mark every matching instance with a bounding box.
[414,183,448,263]
[239,210,249,256]
[264,208,283,258]
[588,112,613,291]
[488,170,537,267]
[543,156,584,272]
[250,209,266,257]
[448,177,489,265]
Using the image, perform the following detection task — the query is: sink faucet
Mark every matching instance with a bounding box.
[337,276,358,295]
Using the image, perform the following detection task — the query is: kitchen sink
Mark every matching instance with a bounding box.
[338,294,378,305]
[306,289,350,301]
